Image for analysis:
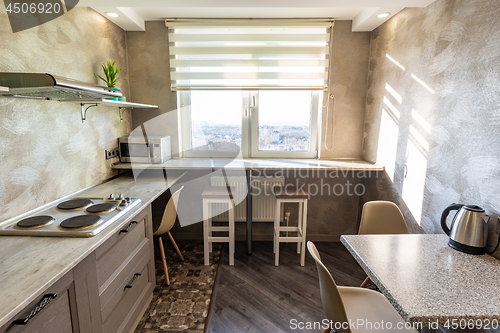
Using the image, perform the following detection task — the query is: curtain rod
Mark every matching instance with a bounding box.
[165,18,335,27]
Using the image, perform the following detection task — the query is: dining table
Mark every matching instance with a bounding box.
[340,234,500,332]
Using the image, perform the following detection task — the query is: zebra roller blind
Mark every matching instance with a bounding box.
[166,20,333,91]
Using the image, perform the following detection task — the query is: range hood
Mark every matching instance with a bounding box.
[0,73,122,100]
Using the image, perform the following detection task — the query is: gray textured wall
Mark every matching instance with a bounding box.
[126,21,180,157]
[0,8,131,221]
[320,21,370,159]
[363,0,500,255]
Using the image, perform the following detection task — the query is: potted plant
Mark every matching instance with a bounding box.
[94,60,125,100]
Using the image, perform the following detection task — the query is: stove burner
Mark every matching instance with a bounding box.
[60,215,102,229]
[86,203,116,214]
[17,215,55,228]
[57,199,93,210]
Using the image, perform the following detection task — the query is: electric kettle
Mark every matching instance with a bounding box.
[441,204,489,255]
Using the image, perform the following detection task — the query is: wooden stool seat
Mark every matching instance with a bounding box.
[272,186,309,198]
[202,186,234,199]
[202,186,235,266]
[273,186,309,266]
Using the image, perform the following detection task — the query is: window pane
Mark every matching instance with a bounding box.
[190,91,242,151]
[258,91,312,152]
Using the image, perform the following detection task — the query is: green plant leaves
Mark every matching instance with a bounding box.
[94,60,125,87]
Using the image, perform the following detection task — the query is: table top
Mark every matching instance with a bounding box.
[340,234,500,326]
[113,158,384,171]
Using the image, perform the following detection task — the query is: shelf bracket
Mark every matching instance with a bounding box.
[119,107,124,122]
[80,103,98,123]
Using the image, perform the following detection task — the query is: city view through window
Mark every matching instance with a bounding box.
[190,91,312,152]
[191,91,242,151]
[258,90,312,152]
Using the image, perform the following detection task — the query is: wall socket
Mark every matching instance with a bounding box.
[105,147,119,160]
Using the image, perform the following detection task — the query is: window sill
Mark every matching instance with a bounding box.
[112,158,384,171]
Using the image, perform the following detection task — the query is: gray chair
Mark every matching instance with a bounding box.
[358,201,408,288]
[153,186,185,285]
[307,241,418,333]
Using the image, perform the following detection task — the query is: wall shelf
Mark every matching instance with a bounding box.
[59,99,158,122]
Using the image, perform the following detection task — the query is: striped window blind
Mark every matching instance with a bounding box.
[166,20,333,91]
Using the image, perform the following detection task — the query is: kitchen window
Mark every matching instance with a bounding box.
[168,19,331,158]
[179,89,321,158]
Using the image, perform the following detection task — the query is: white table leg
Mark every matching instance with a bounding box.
[275,200,281,266]
[203,200,210,266]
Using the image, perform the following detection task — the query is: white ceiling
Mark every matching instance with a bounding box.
[79,0,436,32]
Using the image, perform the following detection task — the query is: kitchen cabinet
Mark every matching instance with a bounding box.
[1,205,155,333]
[0,271,79,333]
[95,206,155,333]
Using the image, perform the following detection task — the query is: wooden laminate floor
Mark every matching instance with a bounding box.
[209,241,366,333]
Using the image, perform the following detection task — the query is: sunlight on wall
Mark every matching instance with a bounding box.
[382,95,401,118]
[385,82,402,104]
[410,107,432,133]
[401,109,431,225]
[409,124,430,151]
[386,54,406,71]
[376,95,401,181]
[411,74,435,94]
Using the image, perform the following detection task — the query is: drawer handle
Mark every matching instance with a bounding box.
[12,293,57,325]
[125,273,141,289]
[120,221,138,233]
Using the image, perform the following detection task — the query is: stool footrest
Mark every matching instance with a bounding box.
[208,236,231,242]
[277,236,304,242]
[278,226,300,232]
[210,226,230,232]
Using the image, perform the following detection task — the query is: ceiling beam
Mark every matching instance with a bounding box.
[90,7,145,31]
[352,7,403,31]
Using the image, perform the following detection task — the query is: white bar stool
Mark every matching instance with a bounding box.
[273,186,309,266]
[202,186,235,266]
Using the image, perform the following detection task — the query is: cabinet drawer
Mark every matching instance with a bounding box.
[99,239,150,316]
[95,209,149,288]
[1,272,77,333]
[102,253,153,333]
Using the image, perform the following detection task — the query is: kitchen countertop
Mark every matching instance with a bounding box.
[113,158,384,171]
[0,170,186,327]
[341,234,500,326]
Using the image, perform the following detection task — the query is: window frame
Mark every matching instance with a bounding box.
[249,90,320,158]
[178,90,246,158]
[178,90,321,159]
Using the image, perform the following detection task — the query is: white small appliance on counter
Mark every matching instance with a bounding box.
[118,136,171,164]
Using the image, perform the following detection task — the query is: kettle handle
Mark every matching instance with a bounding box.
[441,203,464,235]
